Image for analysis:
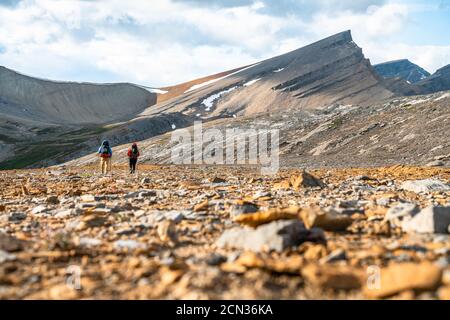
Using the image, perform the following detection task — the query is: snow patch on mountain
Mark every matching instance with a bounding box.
[136,85,168,94]
[201,86,238,111]
[244,78,261,86]
[184,63,261,93]
[408,98,430,105]
[148,88,169,94]
[434,92,450,101]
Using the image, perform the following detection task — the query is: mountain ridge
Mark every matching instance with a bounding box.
[1,30,449,169]
[373,59,430,83]
[0,65,156,125]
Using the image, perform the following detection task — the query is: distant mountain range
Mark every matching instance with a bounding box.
[373,59,430,83]
[373,59,450,94]
[1,30,450,169]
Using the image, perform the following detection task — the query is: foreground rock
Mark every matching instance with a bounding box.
[273,171,325,190]
[300,207,353,231]
[384,203,419,228]
[401,206,450,234]
[364,262,443,299]
[289,171,326,190]
[232,206,300,227]
[401,179,449,194]
[216,220,317,252]
[302,264,364,290]
[0,233,26,252]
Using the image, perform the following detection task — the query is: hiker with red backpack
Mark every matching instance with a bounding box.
[127,143,140,174]
[98,140,112,175]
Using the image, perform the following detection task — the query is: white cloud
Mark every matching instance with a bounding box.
[365,42,450,72]
[0,0,296,85]
[0,0,448,86]
[301,2,450,72]
[307,3,410,40]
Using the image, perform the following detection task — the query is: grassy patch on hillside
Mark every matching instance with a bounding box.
[59,126,110,138]
[0,134,19,143]
[0,125,111,169]
[328,117,344,129]
[0,145,58,169]
[35,127,62,135]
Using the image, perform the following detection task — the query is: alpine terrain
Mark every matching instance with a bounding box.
[0,30,449,301]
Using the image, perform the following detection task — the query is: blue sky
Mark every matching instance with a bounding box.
[0,0,449,86]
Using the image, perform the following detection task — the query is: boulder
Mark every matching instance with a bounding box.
[229,202,259,219]
[401,206,450,234]
[401,179,449,194]
[425,160,445,167]
[384,203,420,228]
[8,212,26,222]
[46,195,59,204]
[300,207,353,231]
[364,262,442,299]
[157,220,178,243]
[0,233,26,252]
[273,171,325,191]
[31,205,48,215]
[290,171,326,190]
[233,206,300,227]
[113,240,145,250]
[80,194,97,202]
[302,264,363,290]
[216,220,315,253]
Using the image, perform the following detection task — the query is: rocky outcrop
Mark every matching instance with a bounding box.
[268,31,394,107]
[373,59,430,83]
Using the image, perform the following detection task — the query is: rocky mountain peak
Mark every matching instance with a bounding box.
[373,59,430,83]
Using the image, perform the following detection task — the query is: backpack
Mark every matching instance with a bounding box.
[132,146,138,155]
[101,145,110,157]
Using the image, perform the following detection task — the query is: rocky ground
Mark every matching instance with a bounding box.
[0,165,449,300]
[67,90,450,169]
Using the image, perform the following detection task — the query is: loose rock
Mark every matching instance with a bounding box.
[401,206,450,234]
[0,233,26,252]
[401,179,449,194]
[364,262,443,299]
[8,212,27,222]
[229,201,259,218]
[46,195,59,204]
[233,206,300,227]
[157,220,178,243]
[300,207,353,231]
[216,220,312,252]
[384,203,419,228]
[302,264,363,290]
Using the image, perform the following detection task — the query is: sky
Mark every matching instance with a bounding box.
[0,0,449,87]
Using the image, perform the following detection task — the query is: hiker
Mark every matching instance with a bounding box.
[98,140,112,175]
[127,143,140,174]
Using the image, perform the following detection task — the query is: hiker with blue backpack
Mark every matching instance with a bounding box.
[98,140,112,175]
